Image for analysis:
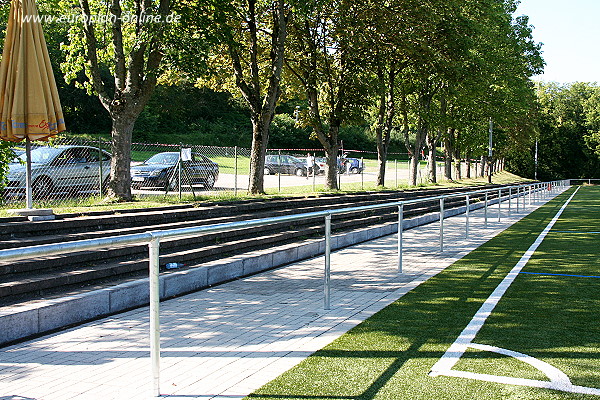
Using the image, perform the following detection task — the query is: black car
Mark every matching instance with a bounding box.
[131,152,219,190]
[264,154,307,176]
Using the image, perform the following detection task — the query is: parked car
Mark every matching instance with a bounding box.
[264,154,307,176]
[296,156,322,176]
[339,157,364,174]
[131,152,219,190]
[314,157,327,174]
[4,145,111,198]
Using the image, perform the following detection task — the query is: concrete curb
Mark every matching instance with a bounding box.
[0,199,497,346]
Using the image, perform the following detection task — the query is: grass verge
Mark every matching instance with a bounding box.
[0,171,531,218]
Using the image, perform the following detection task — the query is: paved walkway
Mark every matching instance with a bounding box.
[0,189,564,400]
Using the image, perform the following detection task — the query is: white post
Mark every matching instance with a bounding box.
[439,198,444,252]
[498,189,501,222]
[484,192,488,228]
[465,195,470,238]
[25,138,33,209]
[149,237,161,397]
[324,214,331,310]
[398,204,403,274]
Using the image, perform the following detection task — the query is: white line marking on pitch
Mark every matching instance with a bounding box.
[429,186,600,396]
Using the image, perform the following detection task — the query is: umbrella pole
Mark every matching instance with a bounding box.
[25,137,33,209]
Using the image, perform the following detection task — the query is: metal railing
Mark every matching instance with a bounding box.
[0,180,568,396]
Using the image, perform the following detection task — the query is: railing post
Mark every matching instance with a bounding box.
[516,186,520,212]
[528,185,532,206]
[484,191,488,228]
[324,214,332,310]
[397,204,403,274]
[439,198,444,252]
[498,189,501,222]
[508,187,512,215]
[465,195,470,238]
[149,237,161,397]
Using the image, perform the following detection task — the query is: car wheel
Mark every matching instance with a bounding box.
[350,167,359,174]
[32,176,54,199]
[295,168,305,177]
[264,167,271,175]
[204,174,216,190]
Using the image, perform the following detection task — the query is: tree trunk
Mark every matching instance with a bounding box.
[375,67,396,187]
[108,116,136,200]
[248,112,271,194]
[444,135,453,181]
[409,154,420,186]
[454,158,462,180]
[466,154,471,179]
[482,155,488,178]
[426,136,436,183]
[377,154,387,187]
[324,140,339,190]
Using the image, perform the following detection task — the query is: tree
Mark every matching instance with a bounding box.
[286,0,370,190]
[512,82,600,180]
[61,0,172,201]
[175,0,290,195]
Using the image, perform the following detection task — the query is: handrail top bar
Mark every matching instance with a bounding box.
[0,181,562,262]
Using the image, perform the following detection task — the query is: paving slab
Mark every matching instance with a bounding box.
[0,188,565,400]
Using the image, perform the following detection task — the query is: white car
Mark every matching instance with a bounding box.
[4,145,111,199]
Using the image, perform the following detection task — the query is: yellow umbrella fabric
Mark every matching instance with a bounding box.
[0,0,65,142]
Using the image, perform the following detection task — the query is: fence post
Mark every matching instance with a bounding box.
[465,195,470,238]
[148,237,161,397]
[398,204,403,274]
[178,144,183,200]
[439,198,444,252]
[528,185,532,206]
[278,150,281,193]
[324,214,332,310]
[98,146,103,196]
[395,159,398,188]
[361,157,364,190]
[234,146,238,196]
[508,187,512,215]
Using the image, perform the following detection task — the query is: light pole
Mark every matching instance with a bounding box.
[534,139,538,180]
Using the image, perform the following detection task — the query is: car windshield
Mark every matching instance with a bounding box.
[145,153,179,165]
[17,147,63,164]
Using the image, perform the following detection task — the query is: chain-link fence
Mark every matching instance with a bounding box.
[1,137,488,209]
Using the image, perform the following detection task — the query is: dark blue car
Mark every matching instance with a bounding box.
[338,157,364,174]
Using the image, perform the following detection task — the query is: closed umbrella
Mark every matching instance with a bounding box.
[0,0,66,209]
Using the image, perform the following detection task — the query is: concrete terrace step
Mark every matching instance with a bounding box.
[0,210,419,297]
[0,186,504,311]
[0,192,503,346]
[0,187,485,241]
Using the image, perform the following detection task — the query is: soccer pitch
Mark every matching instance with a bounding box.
[247,186,600,400]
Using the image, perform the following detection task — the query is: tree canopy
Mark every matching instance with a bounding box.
[6,0,596,194]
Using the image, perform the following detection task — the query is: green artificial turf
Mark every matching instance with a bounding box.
[246,186,600,400]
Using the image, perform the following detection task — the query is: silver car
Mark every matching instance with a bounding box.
[4,145,111,199]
